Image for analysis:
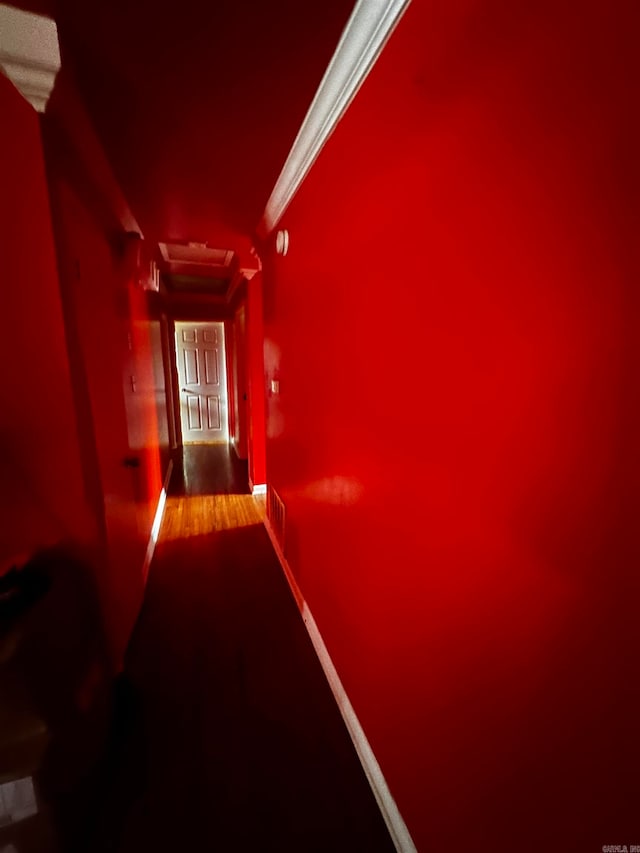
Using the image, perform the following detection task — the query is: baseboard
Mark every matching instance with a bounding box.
[141,459,173,586]
[252,483,267,496]
[263,516,417,853]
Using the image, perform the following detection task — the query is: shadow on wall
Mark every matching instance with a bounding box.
[0,545,145,852]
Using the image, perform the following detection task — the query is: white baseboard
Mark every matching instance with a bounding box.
[252,483,267,496]
[263,516,417,853]
[141,459,173,585]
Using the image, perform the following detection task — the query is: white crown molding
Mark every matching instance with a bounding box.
[259,0,410,237]
[0,4,61,112]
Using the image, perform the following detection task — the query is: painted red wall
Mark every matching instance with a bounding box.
[262,1,639,850]
[126,283,164,518]
[232,304,249,459]
[247,274,267,488]
[0,75,93,566]
[0,72,157,667]
[226,276,268,487]
[147,312,171,468]
[40,71,165,664]
[46,172,164,665]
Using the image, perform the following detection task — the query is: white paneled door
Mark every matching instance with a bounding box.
[175,321,229,444]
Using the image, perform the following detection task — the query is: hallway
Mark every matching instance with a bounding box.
[97,445,394,852]
[3,0,638,847]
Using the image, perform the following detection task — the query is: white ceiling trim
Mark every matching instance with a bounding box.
[0,4,61,112]
[259,0,410,237]
[158,243,234,268]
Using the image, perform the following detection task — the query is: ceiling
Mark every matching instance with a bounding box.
[15,0,355,269]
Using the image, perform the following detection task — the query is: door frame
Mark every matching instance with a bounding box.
[166,317,183,449]
[160,312,179,451]
[169,319,231,447]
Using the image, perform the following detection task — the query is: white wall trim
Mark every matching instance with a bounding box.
[141,459,173,585]
[0,4,61,112]
[252,483,267,496]
[263,515,417,853]
[259,0,410,236]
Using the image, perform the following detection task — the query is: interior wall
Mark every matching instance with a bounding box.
[0,75,94,566]
[226,277,268,485]
[40,75,165,665]
[125,283,164,521]
[232,304,248,458]
[46,174,161,664]
[147,312,171,473]
[261,1,639,850]
[246,273,267,488]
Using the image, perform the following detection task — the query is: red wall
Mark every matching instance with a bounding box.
[0,75,93,566]
[45,169,164,665]
[0,66,166,665]
[231,303,249,458]
[48,72,169,664]
[262,1,639,850]
[247,274,267,487]
[227,276,267,487]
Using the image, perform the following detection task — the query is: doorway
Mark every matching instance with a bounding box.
[174,321,229,444]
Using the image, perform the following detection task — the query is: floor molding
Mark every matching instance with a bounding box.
[142,459,173,585]
[263,516,417,853]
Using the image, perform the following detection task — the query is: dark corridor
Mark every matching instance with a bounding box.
[1,444,394,852]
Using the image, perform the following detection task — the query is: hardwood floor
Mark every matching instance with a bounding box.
[88,444,394,852]
[161,493,265,539]
[169,444,251,496]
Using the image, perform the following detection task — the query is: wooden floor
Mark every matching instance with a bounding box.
[87,444,394,852]
[169,443,251,496]
[161,493,265,539]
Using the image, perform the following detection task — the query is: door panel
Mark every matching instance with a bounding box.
[186,394,202,430]
[204,348,218,384]
[184,349,199,384]
[175,321,228,444]
[207,396,221,429]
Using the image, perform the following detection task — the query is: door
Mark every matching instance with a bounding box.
[175,321,229,444]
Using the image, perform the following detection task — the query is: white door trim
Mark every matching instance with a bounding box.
[174,321,229,444]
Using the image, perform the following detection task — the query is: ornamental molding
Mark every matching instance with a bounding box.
[259,0,410,236]
[0,4,61,112]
